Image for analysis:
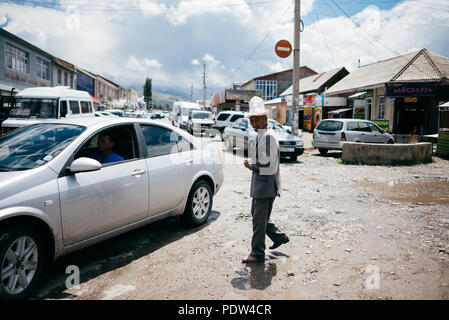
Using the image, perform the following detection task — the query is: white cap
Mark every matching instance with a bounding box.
[245,96,267,118]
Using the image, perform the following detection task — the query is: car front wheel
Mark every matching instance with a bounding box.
[183,181,213,226]
[0,225,45,300]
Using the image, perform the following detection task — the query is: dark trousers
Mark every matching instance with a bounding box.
[250,197,287,258]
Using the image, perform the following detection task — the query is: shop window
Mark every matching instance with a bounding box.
[366,97,372,120]
[378,96,385,119]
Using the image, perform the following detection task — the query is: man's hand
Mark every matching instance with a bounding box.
[244,159,250,169]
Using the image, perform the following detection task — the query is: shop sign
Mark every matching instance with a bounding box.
[303,107,313,131]
[437,131,449,157]
[373,120,389,130]
[303,94,315,106]
[353,99,366,120]
[313,107,322,129]
[405,97,418,103]
[386,82,437,97]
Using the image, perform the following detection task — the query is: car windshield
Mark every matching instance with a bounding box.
[9,98,58,119]
[316,120,344,131]
[0,124,85,171]
[181,108,196,116]
[192,112,211,119]
[268,120,286,132]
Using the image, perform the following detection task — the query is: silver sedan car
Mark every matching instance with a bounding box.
[223,118,305,161]
[0,117,223,299]
[312,119,395,155]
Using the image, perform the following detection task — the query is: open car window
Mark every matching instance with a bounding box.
[74,124,137,165]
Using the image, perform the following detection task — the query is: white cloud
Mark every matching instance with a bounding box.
[144,58,162,68]
[0,0,448,92]
[0,13,7,26]
[126,55,146,72]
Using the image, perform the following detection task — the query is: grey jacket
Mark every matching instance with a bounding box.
[247,127,281,198]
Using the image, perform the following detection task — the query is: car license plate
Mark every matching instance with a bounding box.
[280,147,294,152]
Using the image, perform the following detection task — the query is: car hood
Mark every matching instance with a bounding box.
[0,166,58,207]
[275,131,302,142]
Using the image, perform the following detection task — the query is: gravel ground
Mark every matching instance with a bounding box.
[32,125,449,300]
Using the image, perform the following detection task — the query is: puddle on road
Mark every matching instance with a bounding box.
[231,262,277,291]
[357,178,449,205]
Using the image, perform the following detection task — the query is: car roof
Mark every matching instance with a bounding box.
[16,86,92,99]
[218,111,246,115]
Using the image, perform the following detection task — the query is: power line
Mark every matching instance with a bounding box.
[222,0,294,84]
[315,15,338,68]
[327,0,437,79]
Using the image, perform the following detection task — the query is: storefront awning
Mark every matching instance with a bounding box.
[438,101,449,108]
[348,91,367,99]
[91,95,100,104]
[328,108,352,114]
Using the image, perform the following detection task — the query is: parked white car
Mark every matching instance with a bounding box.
[212,111,246,141]
[223,118,305,161]
[312,119,395,155]
[0,117,223,299]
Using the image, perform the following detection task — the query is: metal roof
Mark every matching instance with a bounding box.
[325,49,449,95]
[280,67,348,96]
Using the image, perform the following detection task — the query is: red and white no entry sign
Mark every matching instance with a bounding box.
[275,40,292,58]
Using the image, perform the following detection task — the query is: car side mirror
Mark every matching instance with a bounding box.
[69,157,102,173]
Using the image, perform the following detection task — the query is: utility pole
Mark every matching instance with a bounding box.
[190,84,194,102]
[291,0,301,136]
[203,62,207,109]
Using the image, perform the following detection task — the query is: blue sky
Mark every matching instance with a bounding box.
[1,0,448,95]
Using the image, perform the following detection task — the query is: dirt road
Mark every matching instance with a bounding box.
[33,130,449,300]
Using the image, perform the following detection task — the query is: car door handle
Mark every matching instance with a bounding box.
[184,159,193,165]
[132,169,146,176]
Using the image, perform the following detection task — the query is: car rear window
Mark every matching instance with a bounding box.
[217,113,230,121]
[230,114,244,122]
[316,120,343,131]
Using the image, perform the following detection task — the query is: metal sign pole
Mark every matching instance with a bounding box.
[292,0,301,136]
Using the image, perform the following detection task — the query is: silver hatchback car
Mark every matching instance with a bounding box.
[0,117,223,299]
[312,119,395,155]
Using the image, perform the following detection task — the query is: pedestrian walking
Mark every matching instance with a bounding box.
[242,96,289,263]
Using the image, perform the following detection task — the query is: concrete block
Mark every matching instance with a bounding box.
[342,142,432,165]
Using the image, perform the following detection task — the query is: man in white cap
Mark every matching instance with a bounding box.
[242,96,289,263]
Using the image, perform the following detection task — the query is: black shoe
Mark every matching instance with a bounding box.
[269,236,290,250]
[242,255,265,263]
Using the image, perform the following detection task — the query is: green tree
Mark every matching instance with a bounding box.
[143,77,152,109]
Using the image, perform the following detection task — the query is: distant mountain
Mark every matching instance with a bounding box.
[130,85,223,108]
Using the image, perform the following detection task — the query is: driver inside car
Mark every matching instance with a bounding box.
[88,133,124,164]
